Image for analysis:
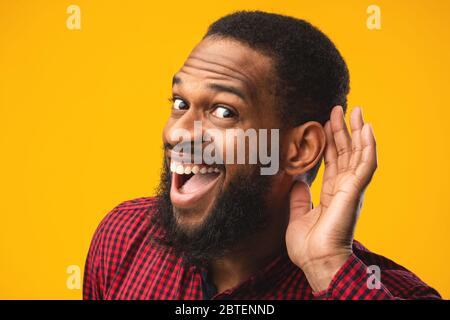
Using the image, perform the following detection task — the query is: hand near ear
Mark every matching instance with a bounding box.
[285,106,378,292]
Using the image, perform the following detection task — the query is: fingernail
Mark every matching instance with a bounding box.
[354,106,363,119]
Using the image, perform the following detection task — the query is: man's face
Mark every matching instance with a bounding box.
[162,36,281,229]
[156,37,291,264]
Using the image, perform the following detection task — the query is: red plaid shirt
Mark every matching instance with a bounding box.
[83,197,441,300]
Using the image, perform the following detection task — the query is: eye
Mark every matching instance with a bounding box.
[172,98,189,111]
[212,106,236,119]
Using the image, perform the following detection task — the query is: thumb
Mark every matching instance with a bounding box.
[289,181,313,222]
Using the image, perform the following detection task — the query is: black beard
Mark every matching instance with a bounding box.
[153,160,272,267]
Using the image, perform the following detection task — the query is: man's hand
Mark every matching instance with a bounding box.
[285,105,378,292]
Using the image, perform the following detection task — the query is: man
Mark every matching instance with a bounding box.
[83,11,441,299]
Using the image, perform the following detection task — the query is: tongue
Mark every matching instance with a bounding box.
[180,172,219,194]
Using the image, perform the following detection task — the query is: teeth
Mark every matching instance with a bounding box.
[170,161,221,175]
[176,165,184,175]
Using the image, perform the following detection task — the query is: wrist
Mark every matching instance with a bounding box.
[301,252,352,293]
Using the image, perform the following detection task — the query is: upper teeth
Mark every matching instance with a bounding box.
[170,161,220,174]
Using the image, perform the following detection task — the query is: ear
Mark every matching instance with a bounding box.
[282,121,326,176]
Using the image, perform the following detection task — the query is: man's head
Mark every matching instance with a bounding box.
[156,11,349,265]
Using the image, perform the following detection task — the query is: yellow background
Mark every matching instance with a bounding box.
[1,0,449,299]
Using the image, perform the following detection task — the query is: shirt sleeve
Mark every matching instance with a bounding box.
[312,253,442,300]
[82,216,106,300]
[82,197,157,300]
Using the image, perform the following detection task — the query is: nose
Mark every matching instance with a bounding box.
[164,111,218,167]
[164,110,204,148]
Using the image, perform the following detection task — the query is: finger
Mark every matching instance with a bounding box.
[348,107,364,171]
[330,106,352,173]
[322,120,338,183]
[355,123,377,188]
[289,180,312,223]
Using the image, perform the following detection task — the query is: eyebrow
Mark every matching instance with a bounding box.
[172,75,182,86]
[207,83,247,102]
[172,75,247,102]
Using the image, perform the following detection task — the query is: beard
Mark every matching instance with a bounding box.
[153,159,273,267]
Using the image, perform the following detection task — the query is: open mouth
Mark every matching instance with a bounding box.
[169,160,224,208]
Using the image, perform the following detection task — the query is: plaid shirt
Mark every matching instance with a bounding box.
[83,197,441,300]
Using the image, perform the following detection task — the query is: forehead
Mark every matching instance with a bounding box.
[175,37,275,101]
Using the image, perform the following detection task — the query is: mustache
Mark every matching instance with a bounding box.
[163,142,226,169]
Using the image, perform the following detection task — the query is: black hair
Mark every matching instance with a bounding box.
[204,11,350,184]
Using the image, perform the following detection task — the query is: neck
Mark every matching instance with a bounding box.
[209,198,290,293]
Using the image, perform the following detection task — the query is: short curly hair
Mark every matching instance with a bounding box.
[204,11,350,184]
